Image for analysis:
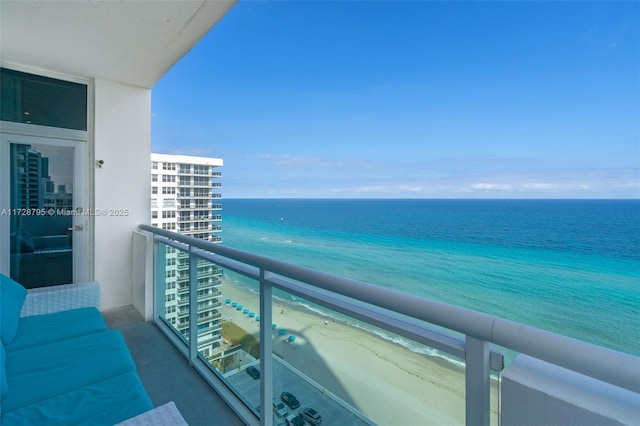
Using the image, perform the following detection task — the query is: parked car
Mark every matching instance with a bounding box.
[272,398,288,417]
[285,414,305,426]
[301,407,322,425]
[246,366,260,380]
[280,392,300,410]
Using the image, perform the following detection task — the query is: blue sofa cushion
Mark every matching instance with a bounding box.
[6,307,107,352]
[3,330,136,411]
[1,371,154,425]
[0,274,27,345]
[1,343,7,396]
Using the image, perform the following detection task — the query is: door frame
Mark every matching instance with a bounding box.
[0,124,91,283]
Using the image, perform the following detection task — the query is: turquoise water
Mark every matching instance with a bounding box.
[219,199,640,356]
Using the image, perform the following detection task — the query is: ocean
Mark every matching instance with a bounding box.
[218,199,640,357]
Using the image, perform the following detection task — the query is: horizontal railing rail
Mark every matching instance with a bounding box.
[140,224,640,426]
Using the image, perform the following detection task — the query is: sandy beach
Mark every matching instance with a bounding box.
[220,281,499,425]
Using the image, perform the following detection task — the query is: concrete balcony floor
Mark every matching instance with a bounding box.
[103,306,244,426]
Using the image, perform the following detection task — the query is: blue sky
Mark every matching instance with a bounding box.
[152,1,639,199]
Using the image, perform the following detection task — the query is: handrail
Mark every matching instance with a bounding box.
[139,224,640,393]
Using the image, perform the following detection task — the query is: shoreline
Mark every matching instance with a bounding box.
[220,279,499,424]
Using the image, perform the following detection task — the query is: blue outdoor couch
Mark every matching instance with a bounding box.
[0,274,177,425]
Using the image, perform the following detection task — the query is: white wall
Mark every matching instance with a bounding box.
[502,354,640,426]
[94,78,151,310]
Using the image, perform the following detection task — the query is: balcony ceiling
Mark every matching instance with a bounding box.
[0,0,235,88]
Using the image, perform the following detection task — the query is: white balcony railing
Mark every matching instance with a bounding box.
[139,224,640,426]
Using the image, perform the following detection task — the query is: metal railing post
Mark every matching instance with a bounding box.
[466,336,491,426]
[188,245,198,364]
[259,269,273,425]
[152,239,166,323]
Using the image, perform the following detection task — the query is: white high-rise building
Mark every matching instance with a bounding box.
[151,153,223,360]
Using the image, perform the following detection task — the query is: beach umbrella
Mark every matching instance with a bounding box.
[256,316,260,322]
[243,308,249,314]
[231,302,237,308]
[287,335,296,343]
[249,312,255,318]
[278,329,287,336]
[272,323,277,329]
[236,305,243,311]
[225,298,231,304]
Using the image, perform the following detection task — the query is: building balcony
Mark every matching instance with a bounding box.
[185,195,215,199]
[200,300,222,310]
[102,307,242,425]
[197,333,221,348]
[178,215,213,222]
[197,290,222,303]
[135,225,640,426]
[177,310,223,328]
[178,170,220,177]
[177,204,214,210]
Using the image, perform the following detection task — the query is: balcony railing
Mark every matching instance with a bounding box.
[139,224,640,426]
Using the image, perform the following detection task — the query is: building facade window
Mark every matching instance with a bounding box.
[0,68,88,130]
[193,165,209,175]
[163,163,176,171]
[193,177,210,186]
[162,175,176,183]
[162,187,176,195]
[152,187,158,194]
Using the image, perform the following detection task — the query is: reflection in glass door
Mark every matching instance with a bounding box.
[4,137,86,289]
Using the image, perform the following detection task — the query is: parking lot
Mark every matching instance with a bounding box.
[226,356,374,425]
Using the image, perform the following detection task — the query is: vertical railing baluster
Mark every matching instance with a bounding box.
[466,336,491,426]
[259,269,273,425]
[153,239,166,323]
[188,245,198,364]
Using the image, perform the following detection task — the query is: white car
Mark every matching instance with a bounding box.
[301,407,322,425]
[272,398,288,418]
[285,414,305,426]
